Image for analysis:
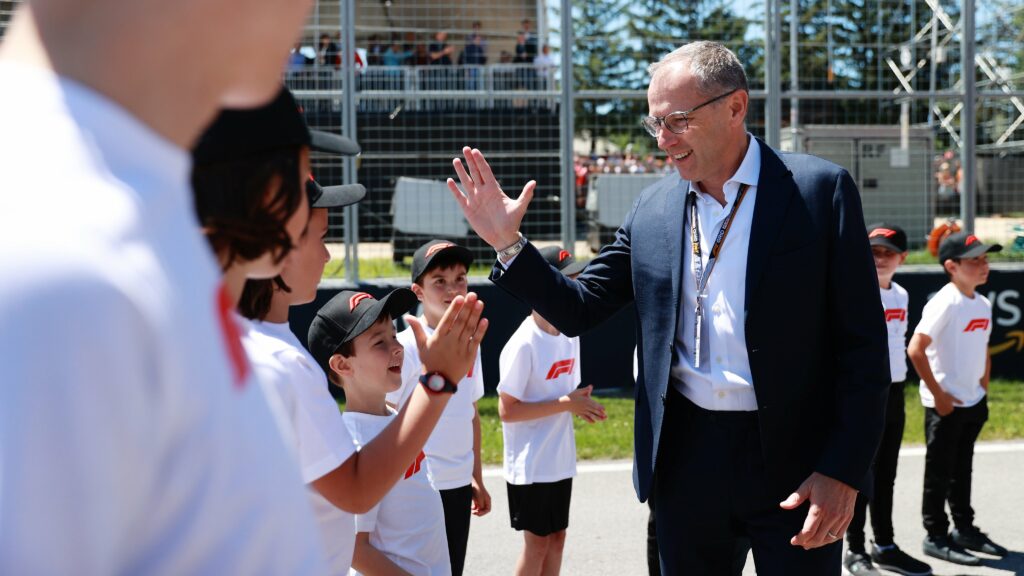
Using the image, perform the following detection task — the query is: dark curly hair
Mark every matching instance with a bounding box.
[238,276,291,321]
[192,146,305,272]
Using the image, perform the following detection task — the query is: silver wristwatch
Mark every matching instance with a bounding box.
[496,233,528,262]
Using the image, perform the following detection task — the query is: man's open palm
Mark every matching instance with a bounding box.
[447,147,536,250]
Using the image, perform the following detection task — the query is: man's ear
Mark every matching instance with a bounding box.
[729,90,749,127]
[328,353,353,379]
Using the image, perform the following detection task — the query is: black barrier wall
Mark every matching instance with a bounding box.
[289,265,1023,395]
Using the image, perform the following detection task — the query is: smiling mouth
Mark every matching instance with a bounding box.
[671,150,693,161]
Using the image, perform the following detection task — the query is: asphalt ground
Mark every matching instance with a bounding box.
[465,442,1024,575]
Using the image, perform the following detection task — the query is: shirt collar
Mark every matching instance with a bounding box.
[686,133,760,205]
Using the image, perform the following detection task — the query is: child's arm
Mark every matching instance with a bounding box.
[498,385,607,423]
[351,533,412,576]
[982,353,991,392]
[907,333,962,416]
[470,403,491,516]
[314,294,489,514]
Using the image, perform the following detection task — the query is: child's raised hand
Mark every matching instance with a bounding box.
[565,385,607,423]
[406,292,488,383]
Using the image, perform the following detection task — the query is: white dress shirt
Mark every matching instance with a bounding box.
[670,136,761,411]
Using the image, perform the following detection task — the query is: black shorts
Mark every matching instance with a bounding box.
[506,478,573,536]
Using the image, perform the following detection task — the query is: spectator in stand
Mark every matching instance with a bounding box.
[533,45,555,89]
[288,42,312,73]
[319,33,340,69]
[429,30,455,66]
[383,37,414,89]
[521,18,539,61]
[366,34,384,66]
[460,23,488,94]
[500,50,514,64]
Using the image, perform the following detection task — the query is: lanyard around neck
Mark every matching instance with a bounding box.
[688,183,751,295]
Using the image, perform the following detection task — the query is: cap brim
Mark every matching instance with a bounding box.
[315,183,366,208]
[559,260,587,276]
[869,236,905,253]
[342,289,418,344]
[960,242,1003,259]
[310,130,361,156]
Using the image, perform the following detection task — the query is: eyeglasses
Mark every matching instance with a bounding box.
[641,88,739,137]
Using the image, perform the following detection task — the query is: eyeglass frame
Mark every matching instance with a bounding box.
[640,88,741,137]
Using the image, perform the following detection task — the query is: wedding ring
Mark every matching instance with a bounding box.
[827,531,839,540]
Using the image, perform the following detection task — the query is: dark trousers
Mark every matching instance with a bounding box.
[654,388,841,576]
[439,484,473,576]
[847,382,906,551]
[648,485,750,576]
[922,396,988,537]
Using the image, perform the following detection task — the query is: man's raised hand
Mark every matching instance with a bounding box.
[447,147,536,250]
[406,292,488,383]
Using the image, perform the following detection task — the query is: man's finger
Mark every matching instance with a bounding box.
[791,504,823,547]
[447,178,470,210]
[463,146,484,186]
[472,148,497,185]
[515,180,537,215]
[779,488,807,510]
[452,158,475,194]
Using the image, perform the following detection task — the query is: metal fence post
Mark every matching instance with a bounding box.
[960,0,976,234]
[559,0,576,251]
[342,0,360,282]
[765,0,782,148]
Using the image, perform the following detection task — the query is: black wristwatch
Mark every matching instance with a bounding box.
[419,372,458,394]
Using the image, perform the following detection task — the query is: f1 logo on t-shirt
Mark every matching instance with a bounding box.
[546,359,575,380]
[404,451,425,479]
[964,318,990,332]
[884,308,907,322]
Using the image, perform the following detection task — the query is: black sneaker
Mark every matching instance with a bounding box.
[870,543,932,575]
[922,535,981,566]
[952,527,1008,557]
[844,550,882,575]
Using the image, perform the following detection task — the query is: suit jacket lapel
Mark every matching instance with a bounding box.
[663,175,688,325]
[745,139,796,310]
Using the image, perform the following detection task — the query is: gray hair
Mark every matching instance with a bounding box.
[648,41,748,96]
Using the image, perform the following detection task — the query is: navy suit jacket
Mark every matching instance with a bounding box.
[491,139,890,502]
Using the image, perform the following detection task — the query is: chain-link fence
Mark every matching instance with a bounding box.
[4,0,1022,277]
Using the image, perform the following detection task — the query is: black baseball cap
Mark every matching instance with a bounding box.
[410,240,474,283]
[938,231,1002,265]
[306,173,366,208]
[539,245,586,276]
[867,222,908,253]
[307,289,418,374]
[192,87,361,165]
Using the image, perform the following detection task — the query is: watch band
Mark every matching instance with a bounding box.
[496,233,527,261]
[419,371,458,394]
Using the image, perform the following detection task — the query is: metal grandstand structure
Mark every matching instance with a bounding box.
[3,0,1022,279]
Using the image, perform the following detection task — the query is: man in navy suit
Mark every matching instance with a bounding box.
[446,41,889,575]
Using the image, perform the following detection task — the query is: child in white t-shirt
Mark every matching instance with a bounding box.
[843,224,931,576]
[387,240,491,576]
[497,246,607,576]
[310,289,453,576]
[908,231,1007,566]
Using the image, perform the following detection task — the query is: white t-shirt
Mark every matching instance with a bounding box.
[0,64,326,574]
[880,282,910,383]
[343,409,450,576]
[387,320,485,490]
[497,316,580,485]
[914,283,992,408]
[245,320,359,575]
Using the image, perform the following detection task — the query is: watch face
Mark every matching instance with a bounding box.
[427,373,446,392]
